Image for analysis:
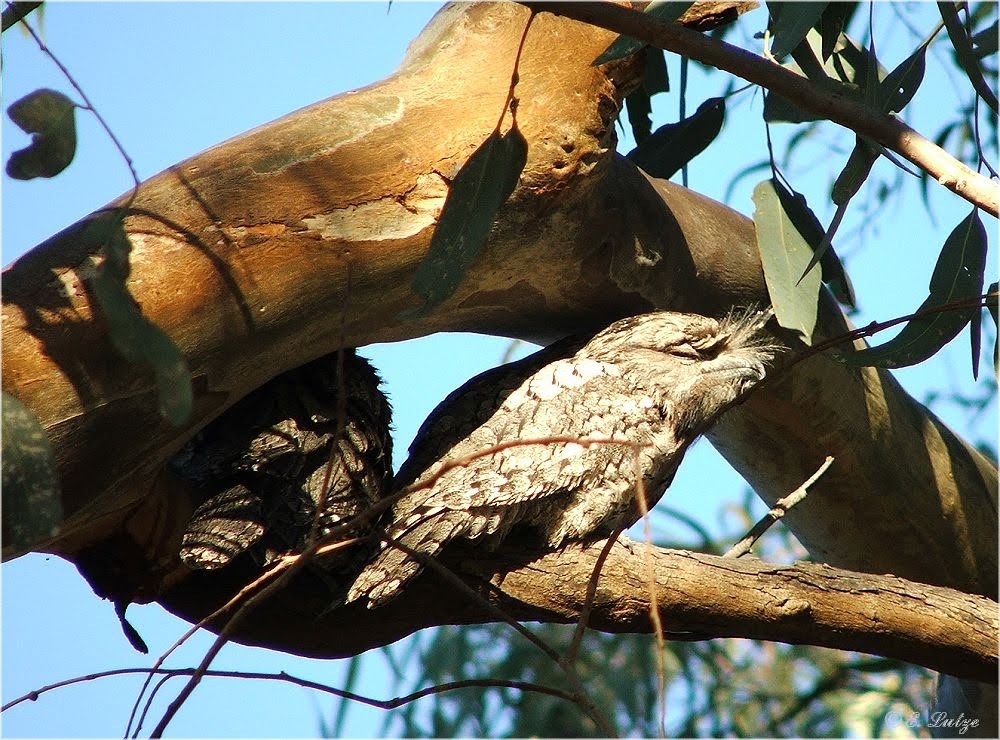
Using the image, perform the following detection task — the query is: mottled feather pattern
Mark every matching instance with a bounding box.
[171,310,773,610]
[172,349,392,575]
[348,309,775,607]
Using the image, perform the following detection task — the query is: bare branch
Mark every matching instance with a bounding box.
[2,667,576,717]
[521,1,999,217]
[725,456,834,558]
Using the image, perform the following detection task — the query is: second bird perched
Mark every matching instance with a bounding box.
[347,309,777,608]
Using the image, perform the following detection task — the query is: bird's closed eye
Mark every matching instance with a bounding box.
[673,337,724,361]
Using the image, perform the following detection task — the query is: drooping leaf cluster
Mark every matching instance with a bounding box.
[596,2,997,371]
[752,2,996,371]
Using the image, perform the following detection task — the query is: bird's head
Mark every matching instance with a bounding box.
[582,308,779,436]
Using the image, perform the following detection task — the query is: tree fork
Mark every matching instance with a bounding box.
[2,0,996,644]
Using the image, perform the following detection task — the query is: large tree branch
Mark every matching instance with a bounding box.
[522,1,1000,217]
[2,0,995,658]
[156,537,998,684]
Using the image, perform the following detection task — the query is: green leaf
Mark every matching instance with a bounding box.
[625,89,654,145]
[763,30,869,123]
[2,392,61,552]
[6,88,77,179]
[770,179,855,308]
[818,2,858,61]
[970,296,983,380]
[406,125,528,317]
[642,46,670,95]
[623,46,671,144]
[876,43,927,114]
[626,96,725,180]
[593,2,694,65]
[84,214,193,426]
[831,136,879,206]
[971,21,998,58]
[986,281,998,375]
[766,1,829,60]
[751,179,822,344]
[839,210,988,369]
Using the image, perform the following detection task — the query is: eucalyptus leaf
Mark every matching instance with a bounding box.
[770,179,855,308]
[970,297,982,380]
[6,88,77,179]
[751,179,821,344]
[838,209,987,369]
[831,137,879,206]
[971,21,998,58]
[763,29,868,123]
[83,214,193,426]
[2,392,61,552]
[987,281,998,375]
[626,96,725,180]
[876,42,927,114]
[766,1,828,60]
[406,125,528,317]
[819,2,858,61]
[593,1,694,65]
[625,89,654,145]
[642,46,670,95]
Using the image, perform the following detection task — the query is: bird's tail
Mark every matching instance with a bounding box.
[346,504,468,607]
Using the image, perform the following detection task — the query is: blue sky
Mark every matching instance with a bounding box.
[2,3,996,737]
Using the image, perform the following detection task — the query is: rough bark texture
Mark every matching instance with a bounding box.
[2,0,996,698]
[157,537,998,684]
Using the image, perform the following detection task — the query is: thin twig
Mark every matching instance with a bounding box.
[725,456,835,558]
[382,533,620,737]
[520,1,999,217]
[495,9,536,132]
[630,449,668,738]
[790,291,995,368]
[3,667,576,715]
[565,525,623,666]
[147,531,365,734]
[124,536,357,737]
[14,12,140,191]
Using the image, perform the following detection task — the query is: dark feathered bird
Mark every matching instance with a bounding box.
[347,310,775,607]
[171,349,392,578]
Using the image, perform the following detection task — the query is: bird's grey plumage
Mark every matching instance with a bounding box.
[347,309,776,607]
[171,349,393,577]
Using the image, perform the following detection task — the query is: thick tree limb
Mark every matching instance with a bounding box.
[156,537,999,684]
[522,1,1000,217]
[1,0,996,674]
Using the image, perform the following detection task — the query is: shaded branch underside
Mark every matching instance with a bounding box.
[1,1,996,671]
[158,537,998,683]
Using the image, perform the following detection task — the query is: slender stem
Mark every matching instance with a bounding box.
[4,667,577,715]
[520,1,999,217]
[938,1,999,115]
[14,12,140,192]
[725,456,835,558]
[1,1,40,32]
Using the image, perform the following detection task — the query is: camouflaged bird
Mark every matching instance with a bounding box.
[171,349,392,580]
[347,309,776,607]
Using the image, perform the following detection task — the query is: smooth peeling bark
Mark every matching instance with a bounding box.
[1,0,996,670]
[2,3,644,556]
